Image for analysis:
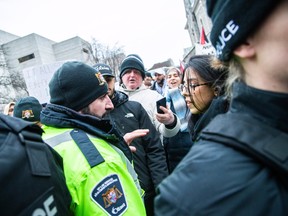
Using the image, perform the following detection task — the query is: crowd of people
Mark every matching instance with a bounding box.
[1,0,287,215]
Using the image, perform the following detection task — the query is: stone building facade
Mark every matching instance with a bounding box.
[182,0,213,62]
[0,29,91,111]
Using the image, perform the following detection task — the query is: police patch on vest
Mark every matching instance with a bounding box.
[91,174,127,215]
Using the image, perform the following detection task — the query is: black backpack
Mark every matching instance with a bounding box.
[0,114,72,216]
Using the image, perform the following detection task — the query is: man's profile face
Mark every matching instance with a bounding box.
[232,0,288,92]
[121,69,143,90]
[81,93,114,118]
[103,76,116,98]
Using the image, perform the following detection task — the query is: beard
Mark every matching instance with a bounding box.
[80,106,98,118]
[80,106,111,119]
[158,78,165,85]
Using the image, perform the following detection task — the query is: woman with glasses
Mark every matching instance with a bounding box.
[156,1,288,214]
[181,55,229,141]
[162,67,193,173]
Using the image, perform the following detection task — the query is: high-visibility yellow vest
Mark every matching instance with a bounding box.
[42,126,146,216]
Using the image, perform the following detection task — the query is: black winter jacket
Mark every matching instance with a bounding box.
[108,91,169,197]
[188,95,229,141]
[163,99,193,173]
[155,82,288,215]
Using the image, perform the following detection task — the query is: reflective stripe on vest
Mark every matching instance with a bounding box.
[44,129,104,168]
[44,129,142,195]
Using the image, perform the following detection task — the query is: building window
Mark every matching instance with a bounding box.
[18,53,35,63]
[82,48,89,54]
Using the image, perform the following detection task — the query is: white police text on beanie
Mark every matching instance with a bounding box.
[206,0,278,61]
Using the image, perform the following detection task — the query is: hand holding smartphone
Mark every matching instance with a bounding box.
[156,97,166,114]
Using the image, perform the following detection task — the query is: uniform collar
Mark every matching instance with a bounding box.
[230,81,288,133]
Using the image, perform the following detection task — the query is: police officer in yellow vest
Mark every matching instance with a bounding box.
[41,61,146,215]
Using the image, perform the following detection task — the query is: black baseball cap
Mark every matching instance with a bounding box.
[93,63,115,77]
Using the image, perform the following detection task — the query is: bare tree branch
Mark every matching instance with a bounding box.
[86,38,126,77]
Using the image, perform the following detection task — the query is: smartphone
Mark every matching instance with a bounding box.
[156,97,166,114]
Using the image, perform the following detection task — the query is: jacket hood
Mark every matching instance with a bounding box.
[118,83,147,93]
[41,104,116,137]
[111,91,129,108]
[231,81,288,133]
[41,104,133,161]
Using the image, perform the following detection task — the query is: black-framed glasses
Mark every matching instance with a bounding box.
[179,82,210,92]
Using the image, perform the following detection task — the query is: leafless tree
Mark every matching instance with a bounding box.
[85,38,126,77]
[9,69,29,95]
[0,48,17,107]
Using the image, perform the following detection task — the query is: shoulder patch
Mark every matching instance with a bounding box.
[91,174,128,215]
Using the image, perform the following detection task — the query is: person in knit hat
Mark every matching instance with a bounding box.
[40,61,146,215]
[155,1,288,215]
[118,54,181,138]
[94,62,168,216]
[120,54,146,80]
[13,96,43,127]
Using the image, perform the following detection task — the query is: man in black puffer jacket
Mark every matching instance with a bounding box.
[93,63,169,216]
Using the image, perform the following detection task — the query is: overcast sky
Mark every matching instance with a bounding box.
[0,0,191,69]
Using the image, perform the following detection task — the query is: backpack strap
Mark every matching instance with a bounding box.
[0,114,51,176]
[70,129,105,168]
[20,129,52,176]
[200,113,288,177]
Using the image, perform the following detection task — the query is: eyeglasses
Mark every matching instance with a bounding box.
[179,82,210,92]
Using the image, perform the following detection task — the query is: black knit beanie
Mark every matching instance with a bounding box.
[13,96,42,122]
[49,61,108,111]
[120,54,145,79]
[206,0,278,61]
